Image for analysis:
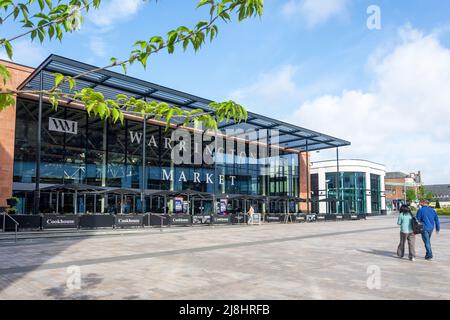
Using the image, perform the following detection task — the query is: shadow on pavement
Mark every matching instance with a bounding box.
[42,272,103,300]
[357,249,400,259]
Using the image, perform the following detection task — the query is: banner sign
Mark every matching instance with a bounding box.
[265,215,281,222]
[219,199,227,214]
[42,215,79,229]
[192,215,211,224]
[115,215,143,227]
[170,215,192,226]
[174,197,183,213]
[79,215,115,228]
[212,215,231,224]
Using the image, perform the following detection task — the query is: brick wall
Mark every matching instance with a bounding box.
[0,60,33,207]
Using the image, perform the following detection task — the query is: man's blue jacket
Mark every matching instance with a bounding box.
[416,206,440,232]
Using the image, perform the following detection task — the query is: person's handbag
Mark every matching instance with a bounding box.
[411,215,424,235]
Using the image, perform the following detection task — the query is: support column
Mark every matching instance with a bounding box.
[366,171,372,214]
[380,174,386,211]
[141,115,147,213]
[101,120,107,213]
[33,71,43,215]
[305,140,310,214]
[318,171,327,214]
[336,148,340,214]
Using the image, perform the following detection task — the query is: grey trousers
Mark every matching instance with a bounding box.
[397,232,416,259]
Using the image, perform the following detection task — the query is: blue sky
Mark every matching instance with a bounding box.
[3,0,450,184]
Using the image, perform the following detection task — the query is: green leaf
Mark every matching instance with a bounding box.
[0,92,16,111]
[38,0,44,10]
[3,40,13,59]
[0,63,11,85]
[55,24,62,41]
[196,0,212,9]
[68,77,76,90]
[54,73,64,86]
[48,24,55,39]
[182,38,189,51]
[111,108,120,123]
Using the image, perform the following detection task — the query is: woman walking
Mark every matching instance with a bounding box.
[397,205,416,261]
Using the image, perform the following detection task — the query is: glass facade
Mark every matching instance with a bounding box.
[13,98,300,214]
[315,172,381,214]
[370,174,381,213]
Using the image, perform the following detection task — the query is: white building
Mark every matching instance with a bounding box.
[310,160,386,215]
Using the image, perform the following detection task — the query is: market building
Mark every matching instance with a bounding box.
[310,159,386,215]
[0,55,351,219]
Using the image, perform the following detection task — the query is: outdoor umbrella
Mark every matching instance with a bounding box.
[99,188,141,214]
[41,183,106,215]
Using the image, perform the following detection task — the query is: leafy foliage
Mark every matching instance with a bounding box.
[48,83,247,130]
[0,0,264,129]
[417,186,434,202]
[436,207,450,215]
[405,189,416,203]
[0,0,101,59]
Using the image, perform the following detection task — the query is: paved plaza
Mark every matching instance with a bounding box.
[0,216,449,300]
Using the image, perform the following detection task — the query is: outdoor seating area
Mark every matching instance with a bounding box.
[1,183,369,233]
[1,211,369,232]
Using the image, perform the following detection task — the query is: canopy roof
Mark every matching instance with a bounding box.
[99,188,141,195]
[40,183,105,193]
[151,189,213,199]
[311,197,338,203]
[18,54,351,152]
[218,194,266,200]
[269,196,307,202]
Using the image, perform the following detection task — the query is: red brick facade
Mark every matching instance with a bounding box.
[0,61,33,207]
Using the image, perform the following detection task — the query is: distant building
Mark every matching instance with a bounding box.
[310,160,386,215]
[424,184,450,208]
[385,171,422,210]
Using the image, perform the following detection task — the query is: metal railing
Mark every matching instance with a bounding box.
[147,213,167,232]
[2,212,19,242]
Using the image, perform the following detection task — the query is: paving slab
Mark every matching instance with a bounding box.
[0,216,449,299]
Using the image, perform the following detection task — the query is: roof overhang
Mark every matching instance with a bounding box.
[18,54,351,153]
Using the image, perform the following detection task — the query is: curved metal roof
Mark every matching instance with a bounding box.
[18,54,351,152]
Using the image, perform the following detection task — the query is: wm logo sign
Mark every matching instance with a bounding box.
[48,117,78,135]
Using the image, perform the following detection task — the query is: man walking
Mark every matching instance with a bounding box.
[416,200,440,260]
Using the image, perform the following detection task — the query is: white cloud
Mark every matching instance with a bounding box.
[89,36,108,57]
[229,65,301,114]
[293,26,450,184]
[89,0,144,28]
[282,0,349,27]
[0,40,47,67]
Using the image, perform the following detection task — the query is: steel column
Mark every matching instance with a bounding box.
[141,115,147,213]
[336,147,340,214]
[34,71,43,215]
[306,140,310,214]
